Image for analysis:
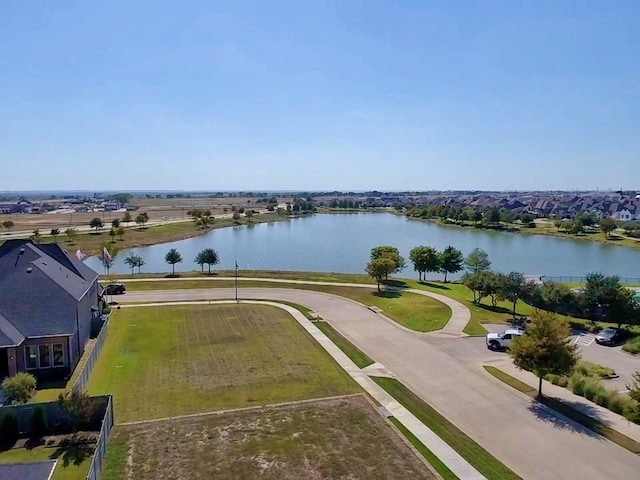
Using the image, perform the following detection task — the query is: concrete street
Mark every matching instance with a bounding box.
[118,287,640,479]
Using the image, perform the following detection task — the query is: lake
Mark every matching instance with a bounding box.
[85,213,640,280]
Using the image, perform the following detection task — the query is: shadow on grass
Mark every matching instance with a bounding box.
[419,281,451,290]
[50,438,96,467]
[475,303,513,315]
[385,279,409,288]
[527,397,604,438]
[374,290,402,299]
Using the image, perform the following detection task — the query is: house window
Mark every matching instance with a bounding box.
[39,344,51,368]
[25,346,38,369]
[52,344,65,367]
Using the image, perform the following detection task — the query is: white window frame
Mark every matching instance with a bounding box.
[52,343,65,367]
[25,345,38,370]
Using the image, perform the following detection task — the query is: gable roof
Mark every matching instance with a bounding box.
[0,240,99,347]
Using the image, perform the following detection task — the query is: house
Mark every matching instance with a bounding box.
[0,240,101,381]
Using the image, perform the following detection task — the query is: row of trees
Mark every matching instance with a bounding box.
[407,205,536,227]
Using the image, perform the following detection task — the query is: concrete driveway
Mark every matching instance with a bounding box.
[119,287,640,480]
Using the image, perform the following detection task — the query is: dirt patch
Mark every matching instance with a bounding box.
[104,396,435,480]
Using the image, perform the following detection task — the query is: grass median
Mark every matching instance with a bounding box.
[372,377,522,480]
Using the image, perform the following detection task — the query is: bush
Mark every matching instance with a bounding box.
[0,412,19,443]
[576,361,616,379]
[1,372,37,404]
[582,378,603,401]
[607,394,630,415]
[622,402,640,424]
[622,337,640,355]
[593,390,611,407]
[571,375,587,396]
[555,376,569,387]
[30,407,47,438]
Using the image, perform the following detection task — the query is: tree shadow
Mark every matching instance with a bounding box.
[418,281,451,290]
[527,396,608,439]
[49,437,96,467]
[374,290,402,299]
[475,303,513,315]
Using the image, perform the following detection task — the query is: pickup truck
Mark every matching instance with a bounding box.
[486,328,524,350]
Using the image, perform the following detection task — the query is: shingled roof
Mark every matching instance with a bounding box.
[0,240,99,347]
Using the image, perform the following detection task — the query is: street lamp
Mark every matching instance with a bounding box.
[235,260,239,303]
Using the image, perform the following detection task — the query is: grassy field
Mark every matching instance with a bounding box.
[372,377,522,480]
[123,280,453,333]
[102,396,435,480]
[0,444,92,480]
[87,304,358,421]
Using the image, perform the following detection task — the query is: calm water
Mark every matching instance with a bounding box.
[85,213,640,279]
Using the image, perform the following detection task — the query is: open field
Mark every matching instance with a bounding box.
[87,304,357,421]
[0,444,92,480]
[102,396,435,480]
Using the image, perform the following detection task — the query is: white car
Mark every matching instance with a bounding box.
[486,328,524,350]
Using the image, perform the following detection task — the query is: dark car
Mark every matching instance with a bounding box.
[594,328,628,346]
[104,283,126,295]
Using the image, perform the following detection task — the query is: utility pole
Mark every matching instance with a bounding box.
[235,260,239,303]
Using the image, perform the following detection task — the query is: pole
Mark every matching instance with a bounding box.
[235,260,239,303]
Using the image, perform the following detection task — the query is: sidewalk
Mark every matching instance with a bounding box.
[490,359,640,443]
[123,299,486,480]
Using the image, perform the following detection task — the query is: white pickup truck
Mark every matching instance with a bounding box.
[486,328,524,350]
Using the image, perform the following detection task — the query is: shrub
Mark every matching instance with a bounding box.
[555,376,569,388]
[30,407,47,438]
[622,402,640,424]
[1,372,37,404]
[0,412,19,443]
[593,390,611,407]
[582,378,603,401]
[571,375,587,397]
[607,394,630,415]
[622,337,640,355]
[576,361,616,379]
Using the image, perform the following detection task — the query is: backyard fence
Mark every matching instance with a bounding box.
[85,395,114,480]
[71,313,110,394]
[543,276,640,285]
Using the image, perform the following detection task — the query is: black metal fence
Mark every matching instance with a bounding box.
[85,395,114,480]
[543,276,640,285]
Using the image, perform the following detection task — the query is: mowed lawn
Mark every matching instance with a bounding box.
[87,304,357,421]
[102,396,435,480]
[0,445,92,480]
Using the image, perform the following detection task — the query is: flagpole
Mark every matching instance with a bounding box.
[235,260,239,303]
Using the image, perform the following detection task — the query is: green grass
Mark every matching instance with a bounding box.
[483,366,536,395]
[314,321,375,368]
[389,418,458,480]
[0,444,92,480]
[623,336,640,354]
[87,304,358,421]
[124,279,453,333]
[371,377,522,480]
[483,366,640,454]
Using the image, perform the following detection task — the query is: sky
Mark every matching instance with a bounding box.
[1,1,639,191]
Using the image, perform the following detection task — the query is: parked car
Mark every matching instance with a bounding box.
[594,328,628,346]
[104,283,126,295]
[486,328,524,350]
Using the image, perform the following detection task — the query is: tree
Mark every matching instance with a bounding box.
[245,209,254,222]
[65,227,78,243]
[57,390,97,437]
[135,213,148,228]
[89,217,104,232]
[165,248,183,276]
[135,256,146,274]
[2,220,14,232]
[109,228,117,243]
[195,248,219,274]
[464,248,491,274]
[50,227,60,239]
[116,226,125,240]
[111,218,121,229]
[510,310,580,397]
[366,257,396,291]
[370,246,405,280]
[600,218,616,238]
[439,246,464,282]
[578,273,629,321]
[570,219,584,235]
[484,206,501,225]
[31,229,41,243]
[124,252,141,275]
[122,211,132,223]
[409,246,440,281]
[1,372,37,404]
[497,271,528,315]
[232,211,242,223]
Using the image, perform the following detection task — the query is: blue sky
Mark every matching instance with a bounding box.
[1,1,638,191]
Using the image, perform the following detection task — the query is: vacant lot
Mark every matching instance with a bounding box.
[103,396,434,480]
[87,304,357,421]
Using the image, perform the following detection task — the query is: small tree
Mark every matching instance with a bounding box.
[370,246,405,280]
[111,218,121,229]
[50,227,60,239]
[124,252,140,275]
[65,227,78,243]
[510,310,580,397]
[30,406,47,438]
[122,211,132,223]
[0,412,19,444]
[2,372,37,404]
[89,217,104,232]
[2,219,14,232]
[600,217,616,238]
[366,257,396,291]
[109,228,117,243]
[57,390,97,437]
[135,256,146,274]
[409,246,440,281]
[195,248,219,274]
[439,245,464,282]
[135,214,146,228]
[464,248,491,274]
[165,248,183,276]
[116,226,125,240]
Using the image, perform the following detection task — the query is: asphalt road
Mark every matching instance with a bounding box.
[119,287,640,480]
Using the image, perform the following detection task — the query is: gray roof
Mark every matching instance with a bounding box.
[0,240,99,347]
[0,461,57,480]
